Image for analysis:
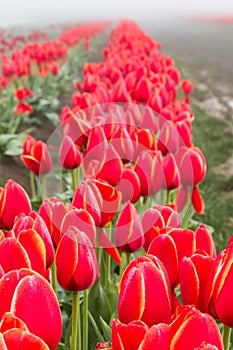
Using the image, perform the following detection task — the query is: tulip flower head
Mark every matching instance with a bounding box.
[118,254,172,326]
[55,226,98,291]
[21,135,52,175]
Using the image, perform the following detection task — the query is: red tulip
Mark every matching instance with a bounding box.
[14,87,34,101]
[195,224,216,258]
[110,126,135,163]
[175,146,206,187]
[0,179,31,230]
[38,197,68,247]
[12,211,54,269]
[111,318,148,350]
[116,165,141,203]
[15,102,33,115]
[0,268,62,349]
[170,306,223,350]
[132,76,152,102]
[181,79,194,95]
[96,144,123,186]
[59,134,81,169]
[118,254,172,326]
[162,153,180,190]
[21,136,52,175]
[0,312,28,333]
[139,323,171,350]
[0,230,50,278]
[157,121,180,155]
[61,107,89,150]
[134,150,164,197]
[0,237,31,273]
[114,201,144,253]
[60,207,96,244]
[55,226,98,291]
[148,227,196,286]
[205,241,233,327]
[142,204,180,251]
[72,179,102,226]
[180,251,215,312]
[1,329,50,349]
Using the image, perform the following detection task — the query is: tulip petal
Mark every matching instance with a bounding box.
[139,323,171,350]
[118,267,145,324]
[3,329,50,349]
[11,273,62,350]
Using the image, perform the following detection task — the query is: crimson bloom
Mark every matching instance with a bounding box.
[38,197,68,247]
[59,134,81,169]
[181,79,194,95]
[15,102,33,115]
[21,135,52,175]
[0,179,31,230]
[114,201,144,253]
[12,211,55,269]
[55,226,98,291]
[170,306,223,350]
[118,254,172,326]
[111,318,148,350]
[205,240,233,327]
[180,251,215,312]
[0,268,62,350]
[14,87,34,101]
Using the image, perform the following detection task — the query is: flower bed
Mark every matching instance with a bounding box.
[0,19,232,350]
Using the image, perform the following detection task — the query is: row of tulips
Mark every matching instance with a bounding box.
[0,21,108,157]
[0,19,232,350]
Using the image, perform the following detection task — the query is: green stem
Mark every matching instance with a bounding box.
[165,190,171,204]
[29,171,37,200]
[83,290,88,350]
[126,252,131,267]
[223,324,231,350]
[71,291,81,350]
[40,175,47,201]
[71,168,78,193]
[51,262,57,297]
[105,222,112,284]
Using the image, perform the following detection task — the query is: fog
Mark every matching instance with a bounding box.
[1,0,233,27]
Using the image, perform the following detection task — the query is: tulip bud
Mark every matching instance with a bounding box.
[21,136,52,175]
[111,318,148,350]
[205,241,233,327]
[38,197,68,247]
[116,165,141,204]
[55,226,98,291]
[175,146,206,187]
[118,254,172,326]
[180,251,215,312]
[181,79,194,95]
[170,306,223,350]
[139,323,171,350]
[0,268,62,350]
[12,211,54,269]
[114,201,144,253]
[59,135,81,169]
[0,179,31,230]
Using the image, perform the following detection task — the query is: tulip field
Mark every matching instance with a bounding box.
[0,18,233,350]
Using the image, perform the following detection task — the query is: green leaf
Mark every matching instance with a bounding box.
[88,279,112,327]
[105,279,119,317]
[99,316,112,341]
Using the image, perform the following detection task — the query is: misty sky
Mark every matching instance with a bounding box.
[1,0,233,26]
